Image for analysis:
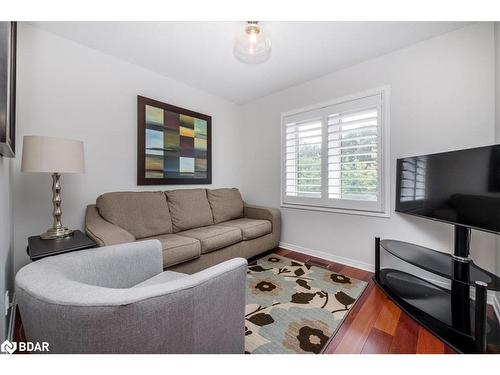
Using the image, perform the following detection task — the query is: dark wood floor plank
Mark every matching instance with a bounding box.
[389,312,419,353]
[416,327,445,354]
[330,284,386,353]
[444,345,457,354]
[361,328,394,354]
[306,255,334,268]
[280,250,311,263]
[374,298,401,336]
[274,248,291,257]
[327,262,345,273]
[323,281,375,353]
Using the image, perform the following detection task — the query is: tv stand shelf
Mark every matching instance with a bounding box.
[374,233,500,353]
[380,240,500,291]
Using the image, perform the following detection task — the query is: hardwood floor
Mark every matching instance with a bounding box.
[273,247,458,354]
[14,247,498,354]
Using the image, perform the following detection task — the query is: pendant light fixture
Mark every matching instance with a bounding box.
[234,21,272,64]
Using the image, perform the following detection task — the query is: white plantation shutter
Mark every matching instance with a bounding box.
[326,95,382,212]
[284,110,323,204]
[282,89,388,214]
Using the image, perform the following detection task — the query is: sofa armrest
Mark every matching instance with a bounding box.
[243,203,281,247]
[85,205,135,246]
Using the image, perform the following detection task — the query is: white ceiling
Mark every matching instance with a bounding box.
[31,21,470,104]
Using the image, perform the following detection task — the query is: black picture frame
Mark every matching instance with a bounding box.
[137,95,212,185]
[0,21,16,158]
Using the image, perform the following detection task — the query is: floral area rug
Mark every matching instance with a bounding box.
[245,254,367,354]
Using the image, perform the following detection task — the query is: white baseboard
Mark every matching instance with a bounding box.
[279,241,374,273]
[278,241,500,322]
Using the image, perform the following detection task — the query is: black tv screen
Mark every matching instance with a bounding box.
[396,144,500,234]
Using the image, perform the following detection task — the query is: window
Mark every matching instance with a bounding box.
[282,87,390,216]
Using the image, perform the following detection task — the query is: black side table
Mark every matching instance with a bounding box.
[27,230,97,261]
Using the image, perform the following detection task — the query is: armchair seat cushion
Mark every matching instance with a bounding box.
[218,218,272,240]
[146,234,201,267]
[178,225,242,254]
[133,271,187,287]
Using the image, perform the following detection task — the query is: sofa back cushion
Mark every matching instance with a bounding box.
[207,188,244,224]
[165,189,214,232]
[96,191,172,239]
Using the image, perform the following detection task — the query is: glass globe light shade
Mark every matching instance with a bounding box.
[234,22,272,64]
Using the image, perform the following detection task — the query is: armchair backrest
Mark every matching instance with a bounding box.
[15,240,163,305]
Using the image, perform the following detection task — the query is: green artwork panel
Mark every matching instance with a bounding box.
[194,119,207,138]
[194,138,207,151]
[165,129,180,150]
[145,105,164,125]
[180,114,195,129]
[179,157,195,173]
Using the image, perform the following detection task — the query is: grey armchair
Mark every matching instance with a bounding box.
[15,240,247,354]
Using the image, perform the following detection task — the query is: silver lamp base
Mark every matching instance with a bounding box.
[40,173,75,240]
[40,227,74,240]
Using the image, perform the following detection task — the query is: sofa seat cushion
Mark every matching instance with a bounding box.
[133,271,187,287]
[97,191,172,239]
[145,234,201,267]
[207,188,244,224]
[178,225,242,254]
[218,218,272,240]
[165,189,214,232]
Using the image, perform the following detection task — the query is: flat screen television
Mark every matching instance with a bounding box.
[396,144,500,235]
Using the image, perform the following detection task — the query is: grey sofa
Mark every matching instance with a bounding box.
[15,240,247,354]
[85,188,281,274]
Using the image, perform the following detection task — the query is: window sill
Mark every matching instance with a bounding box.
[280,203,391,218]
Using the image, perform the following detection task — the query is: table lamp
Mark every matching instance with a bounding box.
[21,135,85,239]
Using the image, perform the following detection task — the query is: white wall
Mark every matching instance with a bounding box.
[241,23,498,273]
[0,156,13,341]
[13,23,243,271]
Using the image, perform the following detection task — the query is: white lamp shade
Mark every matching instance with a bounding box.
[21,135,85,173]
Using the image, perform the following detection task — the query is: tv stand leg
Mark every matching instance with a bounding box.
[451,225,472,334]
[474,281,488,353]
[452,225,471,261]
[375,237,380,283]
[451,280,471,334]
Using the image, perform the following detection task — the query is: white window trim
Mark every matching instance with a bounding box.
[280,86,391,218]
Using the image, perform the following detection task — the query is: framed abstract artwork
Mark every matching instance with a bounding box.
[137,95,212,185]
[0,21,16,158]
